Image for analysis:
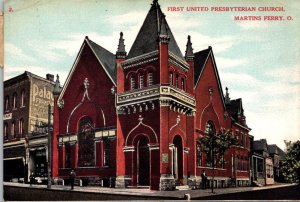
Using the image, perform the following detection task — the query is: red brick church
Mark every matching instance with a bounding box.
[51,0,251,190]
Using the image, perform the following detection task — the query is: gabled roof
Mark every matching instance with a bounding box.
[58,37,116,100]
[86,38,116,82]
[4,71,55,86]
[194,47,226,109]
[226,98,244,122]
[268,144,278,154]
[127,0,184,60]
[253,139,268,152]
[194,48,210,86]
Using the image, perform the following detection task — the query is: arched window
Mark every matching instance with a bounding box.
[169,72,173,85]
[147,72,153,86]
[5,96,9,111]
[181,78,185,91]
[78,117,95,167]
[205,121,215,135]
[139,73,144,89]
[19,119,24,137]
[175,75,179,88]
[130,76,135,90]
[20,90,25,107]
[13,93,17,109]
[196,143,202,167]
[11,121,16,139]
[4,123,8,140]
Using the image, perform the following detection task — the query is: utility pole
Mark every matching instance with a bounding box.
[47,104,52,189]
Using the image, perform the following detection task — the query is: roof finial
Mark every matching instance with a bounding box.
[53,74,61,96]
[159,14,170,43]
[225,87,230,104]
[116,32,126,59]
[185,35,194,61]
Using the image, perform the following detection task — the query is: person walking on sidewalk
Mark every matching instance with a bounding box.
[29,172,35,186]
[69,169,76,190]
[201,170,207,189]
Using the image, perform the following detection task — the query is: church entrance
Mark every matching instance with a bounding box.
[172,135,183,184]
[136,136,150,186]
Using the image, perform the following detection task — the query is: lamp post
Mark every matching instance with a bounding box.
[47,104,52,188]
[207,126,216,193]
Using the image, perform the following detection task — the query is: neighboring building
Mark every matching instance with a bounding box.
[251,139,275,185]
[268,144,286,182]
[3,71,55,183]
[52,0,251,190]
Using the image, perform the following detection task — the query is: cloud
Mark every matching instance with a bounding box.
[216,57,248,69]
[27,40,63,62]
[4,65,44,80]
[5,43,36,63]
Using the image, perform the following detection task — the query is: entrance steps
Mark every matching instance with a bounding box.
[176,185,191,190]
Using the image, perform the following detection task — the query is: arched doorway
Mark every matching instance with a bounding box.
[173,135,183,184]
[136,136,150,186]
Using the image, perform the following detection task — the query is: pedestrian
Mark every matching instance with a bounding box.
[201,170,207,189]
[29,172,35,186]
[69,169,76,190]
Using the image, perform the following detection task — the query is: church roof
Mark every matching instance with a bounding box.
[226,98,244,121]
[127,0,184,60]
[194,48,210,86]
[86,37,116,82]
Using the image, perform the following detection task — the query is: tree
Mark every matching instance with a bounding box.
[197,126,238,193]
[281,140,300,183]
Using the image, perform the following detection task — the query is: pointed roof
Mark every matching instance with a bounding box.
[194,48,210,86]
[226,98,244,122]
[58,37,116,100]
[185,35,194,60]
[127,0,184,60]
[86,37,116,82]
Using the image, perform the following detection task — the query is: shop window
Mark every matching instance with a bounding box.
[139,74,144,89]
[78,117,95,167]
[13,93,17,109]
[147,72,153,86]
[130,76,135,90]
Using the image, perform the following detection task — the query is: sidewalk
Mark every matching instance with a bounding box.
[4,181,295,200]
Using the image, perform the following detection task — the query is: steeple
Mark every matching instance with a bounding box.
[158,14,170,44]
[53,74,61,96]
[127,0,184,60]
[185,35,194,61]
[116,32,126,59]
[225,87,231,104]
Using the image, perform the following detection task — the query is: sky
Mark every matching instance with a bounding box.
[4,0,300,150]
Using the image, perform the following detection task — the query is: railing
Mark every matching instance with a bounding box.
[117,84,195,109]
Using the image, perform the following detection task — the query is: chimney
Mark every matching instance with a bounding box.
[46,74,54,81]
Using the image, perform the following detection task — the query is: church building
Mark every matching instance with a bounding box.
[52,0,251,190]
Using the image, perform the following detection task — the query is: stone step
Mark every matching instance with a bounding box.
[176,185,191,190]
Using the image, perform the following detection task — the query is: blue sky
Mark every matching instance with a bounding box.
[4,0,300,150]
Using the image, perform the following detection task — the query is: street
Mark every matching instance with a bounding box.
[4,182,299,201]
